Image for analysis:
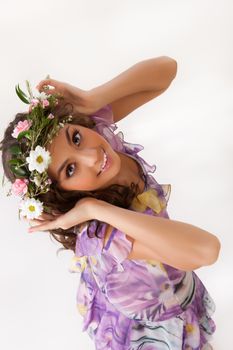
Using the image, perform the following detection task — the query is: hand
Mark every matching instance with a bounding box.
[25,197,101,233]
[36,78,102,115]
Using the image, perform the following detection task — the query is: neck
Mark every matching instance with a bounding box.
[116,151,143,189]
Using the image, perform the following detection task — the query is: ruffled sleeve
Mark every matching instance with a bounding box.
[90,104,119,146]
[98,188,188,323]
[90,104,127,151]
[90,105,172,205]
[90,104,114,125]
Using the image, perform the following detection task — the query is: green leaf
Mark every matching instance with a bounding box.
[25,80,33,99]
[10,164,28,177]
[15,84,30,104]
[8,159,24,166]
[17,130,32,141]
[28,182,35,191]
[43,117,52,126]
[9,144,22,155]
[16,83,28,98]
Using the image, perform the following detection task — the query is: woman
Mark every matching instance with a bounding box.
[1,56,220,349]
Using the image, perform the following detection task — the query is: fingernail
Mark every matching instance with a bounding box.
[28,228,33,233]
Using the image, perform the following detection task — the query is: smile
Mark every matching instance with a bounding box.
[98,148,111,175]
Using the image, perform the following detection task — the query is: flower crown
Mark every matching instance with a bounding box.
[3,76,72,220]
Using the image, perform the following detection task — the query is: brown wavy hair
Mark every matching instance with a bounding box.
[0,102,147,253]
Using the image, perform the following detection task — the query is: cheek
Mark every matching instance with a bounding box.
[69,173,95,189]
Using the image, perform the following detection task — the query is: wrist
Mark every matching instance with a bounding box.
[91,199,113,222]
[87,87,108,112]
[71,89,104,115]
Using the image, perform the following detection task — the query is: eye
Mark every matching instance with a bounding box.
[66,130,81,177]
[72,129,81,146]
[66,164,75,177]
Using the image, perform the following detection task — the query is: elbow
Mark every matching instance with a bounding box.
[202,236,221,266]
[209,237,221,264]
[179,237,221,272]
[162,56,178,81]
[172,59,178,79]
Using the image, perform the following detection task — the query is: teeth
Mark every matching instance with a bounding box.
[101,152,107,170]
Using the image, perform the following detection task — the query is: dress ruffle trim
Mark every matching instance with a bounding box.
[68,105,216,349]
[130,187,171,214]
[70,181,171,273]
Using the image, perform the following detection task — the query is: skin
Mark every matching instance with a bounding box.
[28,59,220,270]
[46,123,141,192]
[27,122,144,231]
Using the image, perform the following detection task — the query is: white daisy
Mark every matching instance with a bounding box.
[19,197,43,220]
[33,176,41,187]
[38,91,50,101]
[26,145,51,173]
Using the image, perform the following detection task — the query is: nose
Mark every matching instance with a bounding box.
[76,147,103,171]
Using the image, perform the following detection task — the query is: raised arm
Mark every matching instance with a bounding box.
[89,56,177,122]
[26,196,221,272]
[36,56,177,120]
[93,201,221,271]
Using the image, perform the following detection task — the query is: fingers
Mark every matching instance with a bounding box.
[28,219,61,233]
[36,79,58,92]
[22,211,62,233]
[29,219,43,226]
[22,212,60,222]
[37,212,59,220]
[38,86,57,95]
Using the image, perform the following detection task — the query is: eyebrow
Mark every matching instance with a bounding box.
[57,126,72,180]
[65,126,72,146]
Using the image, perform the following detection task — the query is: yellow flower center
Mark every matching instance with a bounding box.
[28,205,35,212]
[36,155,44,164]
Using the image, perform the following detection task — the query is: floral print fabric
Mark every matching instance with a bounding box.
[69,105,216,349]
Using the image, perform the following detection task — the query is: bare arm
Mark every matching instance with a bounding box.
[93,201,221,271]
[36,56,177,120]
[89,56,177,122]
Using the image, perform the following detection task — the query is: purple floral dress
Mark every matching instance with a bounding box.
[69,105,216,350]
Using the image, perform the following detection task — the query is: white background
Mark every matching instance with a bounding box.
[0,1,232,349]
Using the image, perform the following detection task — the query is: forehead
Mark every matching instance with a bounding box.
[47,123,84,149]
[46,125,69,180]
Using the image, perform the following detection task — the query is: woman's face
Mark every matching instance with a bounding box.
[47,123,122,191]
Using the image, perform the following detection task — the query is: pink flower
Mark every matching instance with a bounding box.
[12,178,29,196]
[42,99,49,108]
[11,119,32,138]
[47,113,54,119]
[47,178,52,185]
[31,98,40,107]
